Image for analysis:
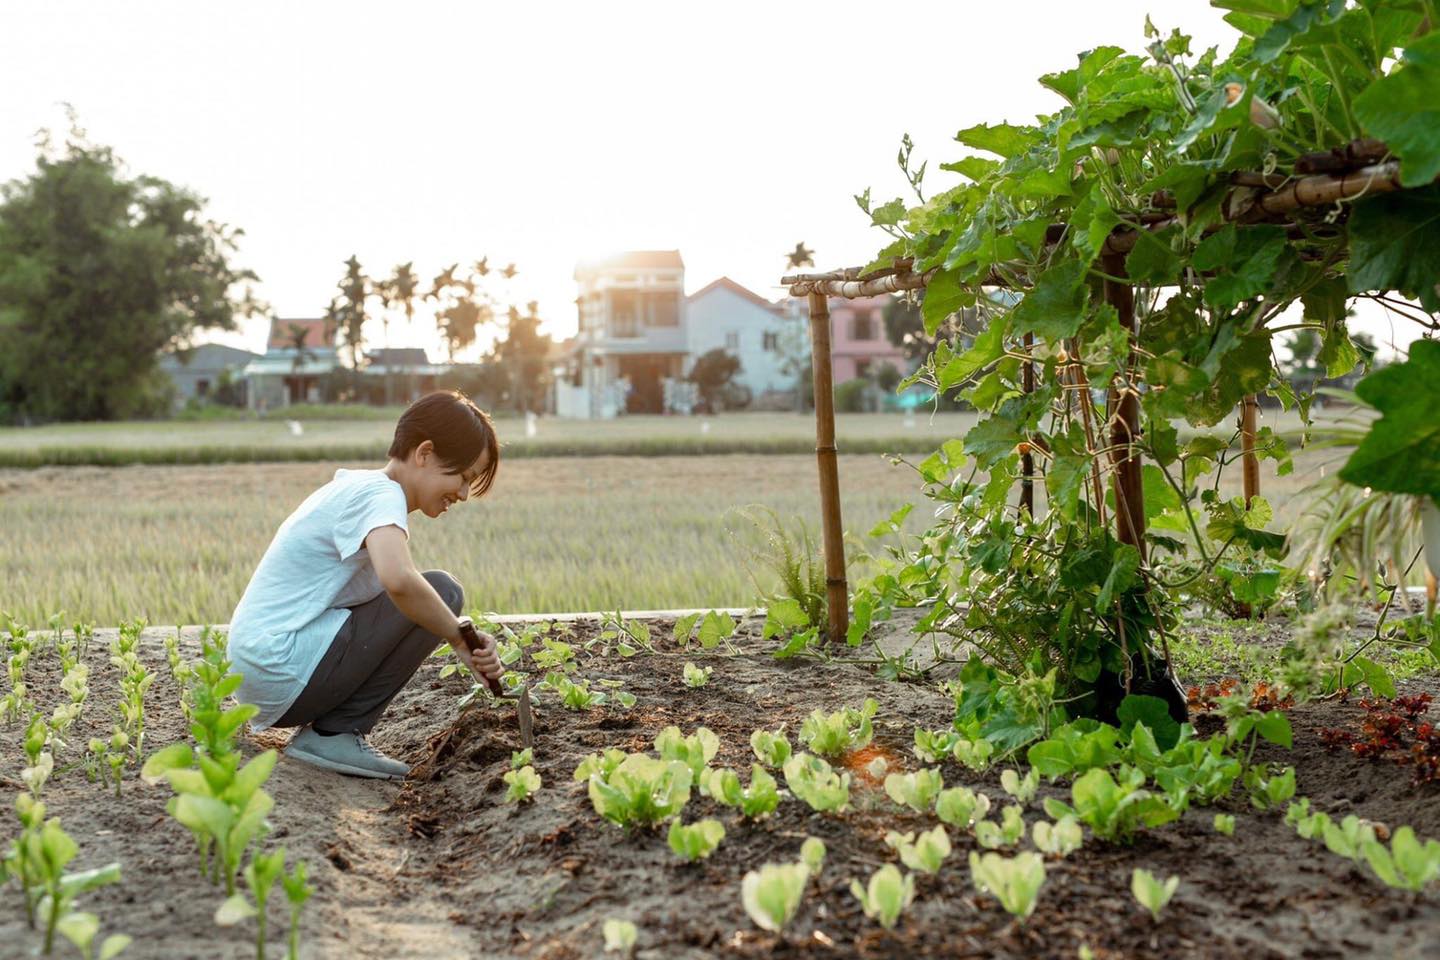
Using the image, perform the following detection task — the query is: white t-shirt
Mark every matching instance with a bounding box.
[229,468,410,730]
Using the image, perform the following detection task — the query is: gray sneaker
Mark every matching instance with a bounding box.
[284,726,409,780]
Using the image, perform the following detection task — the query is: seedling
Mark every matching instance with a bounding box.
[654,726,720,778]
[798,699,877,758]
[504,766,542,804]
[1001,768,1039,805]
[936,786,991,831]
[603,918,638,954]
[1131,868,1180,922]
[799,837,826,874]
[740,862,809,933]
[884,825,951,874]
[1213,814,1236,836]
[1361,827,1440,892]
[969,851,1046,921]
[1031,816,1083,857]
[883,767,943,813]
[585,754,693,828]
[913,727,961,764]
[1043,767,1178,843]
[750,727,792,768]
[280,860,313,960]
[667,818,725,862]
[699,765,780,819]
[217,846,287,960]
[849,864,914,929]
[1245,764,1296,811]
[545,673,607,710]
[975,804,1026,850]
[681,662,712,688]
[510,748,533,769]
[782,753,851,813]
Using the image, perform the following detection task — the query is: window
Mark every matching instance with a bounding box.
[725,332,739,351]
[763,331,779,351]
[855,359,872,378]
[647,292,680,327]
[196,379,210,397]
[610,290,639,337]
[851,310,875,341]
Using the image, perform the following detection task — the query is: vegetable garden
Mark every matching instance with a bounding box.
[5,2,1440,957]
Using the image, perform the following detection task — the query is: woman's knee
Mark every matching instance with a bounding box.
[422,569,465,615]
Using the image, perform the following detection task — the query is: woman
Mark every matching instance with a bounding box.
[228,390,504,779]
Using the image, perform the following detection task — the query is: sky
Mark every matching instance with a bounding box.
[1,1,1425,360]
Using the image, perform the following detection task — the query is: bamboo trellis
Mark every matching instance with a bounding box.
[783,145,1432,647]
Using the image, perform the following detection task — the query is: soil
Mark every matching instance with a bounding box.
[1,618,1438,960]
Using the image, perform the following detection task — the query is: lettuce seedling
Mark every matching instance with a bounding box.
[700,765,780,820]
[1043,767,1177,843]
[573,748,627,783]
[741,862,809,933]
[975,804,1026,849]
[1131,868,1180,921]
[799,837,826,875]
[654,726,720,778]
[1213,813,1236,836]
[1361,827,1440,892]
[885,825,951,874]
[1031,816,1083,857]
[969,851,1046,921]
[667,818,726,862]
[1245,764,1296,811]
[504,766,542,804]
[936,786,991,831]
[681,662,712,688]
[1001,768,1039,805]
[1026,720,1123,780]
[603,918,638,955]
[546,674,607,710]
[849,864,914,929]
[750,728,792,768]
[586,754,693,828]
[952,735,995,772]
[510,748,533,769]
[799,699,877,758]
[883,767,944,813]
[782,753,851,813]
[913,727,961,764]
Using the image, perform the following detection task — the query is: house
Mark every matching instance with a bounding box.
[365,347,445,404]
[685,277,801,409]
[554,251,688,417]
[242,317,340,410]
[824,295,908,384]
[158,343,261,408]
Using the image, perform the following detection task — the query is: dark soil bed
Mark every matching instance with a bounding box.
[2,618,1438,959]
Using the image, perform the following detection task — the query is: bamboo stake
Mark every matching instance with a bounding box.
[1103,254,1146,565]
[1021,331,1035,516]
[1241,394,1261,506]
[807,292,849,644]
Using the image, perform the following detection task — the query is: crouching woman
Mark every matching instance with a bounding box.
[227,390,504,779]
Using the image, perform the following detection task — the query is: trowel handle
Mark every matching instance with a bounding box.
[456,617,504,696]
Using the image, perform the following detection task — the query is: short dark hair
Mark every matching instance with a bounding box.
[388,391,499,497]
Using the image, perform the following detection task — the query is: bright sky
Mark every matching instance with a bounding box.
[2,1,1424,360]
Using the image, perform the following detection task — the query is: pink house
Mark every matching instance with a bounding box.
[824,295,908,383]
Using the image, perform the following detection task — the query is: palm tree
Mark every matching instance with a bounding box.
[389,262,420,401]
[336,255,369,371]
[286,322,316,405]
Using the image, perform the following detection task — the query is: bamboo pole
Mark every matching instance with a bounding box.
[1021,331,1035,516]
[1241,394,1261,506]
[807,292,849,644]
[1103,254,1146,564]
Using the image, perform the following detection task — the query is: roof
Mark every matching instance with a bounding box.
[575,250,684,274]
[366,347,430,367]
[688,276,782,313]
[266,317,331,349]
[158,343,262,370]
[243,356,340,376]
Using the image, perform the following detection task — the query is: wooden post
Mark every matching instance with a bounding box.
[1241,394,1260,506]
[1021,331,1035,516]
[1103,254,1146,564]
[807,292,849,643]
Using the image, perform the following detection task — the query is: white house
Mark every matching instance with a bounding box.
[243,317,340,410]
[685,277,800,409]
[554,251,688,417]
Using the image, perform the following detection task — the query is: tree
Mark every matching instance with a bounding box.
[490,301,553,413]
[286,322,316,405]
[882,294,934,362]
[688,348,742,411]
[334,255,369,369]
[0,118,261,421]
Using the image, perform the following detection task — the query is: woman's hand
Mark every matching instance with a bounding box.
[454,628,503,681]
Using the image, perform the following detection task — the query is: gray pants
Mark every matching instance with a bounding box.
[275,569,464,735]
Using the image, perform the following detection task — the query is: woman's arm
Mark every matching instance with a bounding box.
[365,524,500,679]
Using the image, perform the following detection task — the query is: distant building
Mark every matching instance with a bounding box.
[365,347,445,404]
[158,343,261,408]
[243,318,340,410]
[685,277,798,409]
[555,251,687,417]
[824,295,908,383]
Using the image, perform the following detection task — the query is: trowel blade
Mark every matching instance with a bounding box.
[517,685,534,748]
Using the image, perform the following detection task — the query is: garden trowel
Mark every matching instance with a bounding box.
[457,616,534,749]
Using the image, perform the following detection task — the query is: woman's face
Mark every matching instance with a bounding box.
[413,441,490,519]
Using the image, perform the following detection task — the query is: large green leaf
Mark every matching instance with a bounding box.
[1011,261,1089,341]
[1193,225,1288,311]
[1353,32,1440,187]
[1339,340,1440,499]
[954,122,1038,159]
[1346,184,1440,312]
[922,269,972,335]
[937,321,1005,392]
